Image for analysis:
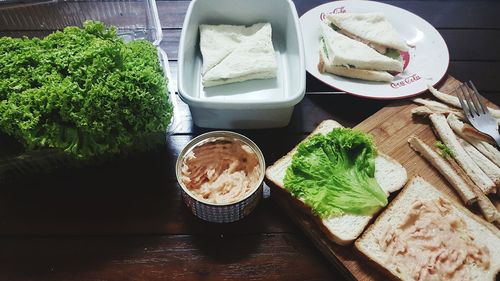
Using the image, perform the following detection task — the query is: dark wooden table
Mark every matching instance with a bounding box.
[1,1,499,280]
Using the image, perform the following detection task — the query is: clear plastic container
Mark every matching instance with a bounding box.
[0,0,179,127]
[0,0,161,43]
[178,0,306,129]
[0,0,178,182]
[0,0,175,94]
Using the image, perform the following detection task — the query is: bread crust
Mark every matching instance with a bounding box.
[448,114,500,167]
[462,123,494,143]
[318,47,394,82]
[318,50,326,73]
[408,136,477,204]
[430,113,496,194]
[324,65,394,82]
[411,98,466,120]
[428,85,500,119]
[265,177,350,245]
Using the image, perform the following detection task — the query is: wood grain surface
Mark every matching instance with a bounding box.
[0,1,499,280]
[269,75,499,281]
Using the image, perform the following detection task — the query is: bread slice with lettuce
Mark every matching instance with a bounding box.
[199,23,277,87]
[265,120,407,245]
[318,21,403,82]
[326,13,409,56]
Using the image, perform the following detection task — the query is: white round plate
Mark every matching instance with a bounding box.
[300,1,449,99]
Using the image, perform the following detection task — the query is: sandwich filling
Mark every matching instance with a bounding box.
[181,138,261,204]
[379,198,490,281]
[283,128,388,218]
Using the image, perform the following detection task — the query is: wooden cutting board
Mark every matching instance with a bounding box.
[270,75,497,281]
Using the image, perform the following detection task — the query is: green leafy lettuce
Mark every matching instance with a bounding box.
[320,37,329,59]
[0,21,172,159]
[435,141,454,158]
[384,48,401,60]
[283,128,388,218]
[329,23,340,31]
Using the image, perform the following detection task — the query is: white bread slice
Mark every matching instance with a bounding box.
[200,23,277,87]
[448,114,500,167]
[265,120,407,245]
[326,13,409,52]
[355,176,500,281]
[429,113,495,194]
[199,24,245,75]
[318,40,394,82]
[320,22,403,73]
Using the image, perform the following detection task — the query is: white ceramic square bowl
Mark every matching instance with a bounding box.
[178,0,305,129]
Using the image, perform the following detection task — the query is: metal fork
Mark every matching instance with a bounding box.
[456,81,500,147]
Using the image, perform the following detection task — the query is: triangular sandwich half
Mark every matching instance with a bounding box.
[326,12,408,56]
[318,21,403,82]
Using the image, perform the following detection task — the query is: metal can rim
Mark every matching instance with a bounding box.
[175,131,265,207]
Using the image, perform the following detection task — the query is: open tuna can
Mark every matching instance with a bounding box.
[175,131,265,223]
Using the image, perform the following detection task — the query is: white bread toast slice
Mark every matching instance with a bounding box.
[355,176,500,281]
[265,120,407,245]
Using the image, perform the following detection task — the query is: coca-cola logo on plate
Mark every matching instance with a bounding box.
[320,6,346,21]
[390,73,421,89]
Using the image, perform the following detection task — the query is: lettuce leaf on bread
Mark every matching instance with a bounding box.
[284,128,388,218]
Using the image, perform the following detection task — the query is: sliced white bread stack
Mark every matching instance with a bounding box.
[356,176,500,281]
[199,23,277,87]
[265,120,407,245]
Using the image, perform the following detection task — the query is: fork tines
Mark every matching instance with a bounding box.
[456,81,489,118]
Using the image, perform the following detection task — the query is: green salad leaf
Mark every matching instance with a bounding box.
[283,128,388,218]
[320,37,329,59]
[435,141,454,158]
[0,21,172,159]
[384,48,401,60]
[329,23,340,31]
